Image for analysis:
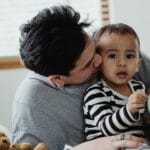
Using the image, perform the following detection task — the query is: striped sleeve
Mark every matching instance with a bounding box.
[83,84,139,140]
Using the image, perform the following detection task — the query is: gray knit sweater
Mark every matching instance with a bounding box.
[12,72,95,150]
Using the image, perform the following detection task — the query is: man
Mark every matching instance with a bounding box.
[12,5,146,150]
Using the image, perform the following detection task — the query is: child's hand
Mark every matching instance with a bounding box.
[127,90,148,113]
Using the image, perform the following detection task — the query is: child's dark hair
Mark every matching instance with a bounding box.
[20,5,90,76]
[94,23,140,48]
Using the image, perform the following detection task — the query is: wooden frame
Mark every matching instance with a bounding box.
[0,56,24,69]
[101,0,110,25]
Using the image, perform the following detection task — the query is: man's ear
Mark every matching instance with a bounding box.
[48,75,65,86]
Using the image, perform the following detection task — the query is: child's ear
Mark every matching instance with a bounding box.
[136,58,142,72]
[48,75,65,86]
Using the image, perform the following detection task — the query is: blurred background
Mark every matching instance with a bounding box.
[0,0,150,130]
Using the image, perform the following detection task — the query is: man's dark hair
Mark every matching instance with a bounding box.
[20,5,90,76]
[94,23,140,48]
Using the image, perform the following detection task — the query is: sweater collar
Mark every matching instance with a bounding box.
[27,71,96,97]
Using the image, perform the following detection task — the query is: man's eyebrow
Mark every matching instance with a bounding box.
[82,53,95,69]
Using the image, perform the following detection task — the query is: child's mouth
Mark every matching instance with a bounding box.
[116,72,128,79]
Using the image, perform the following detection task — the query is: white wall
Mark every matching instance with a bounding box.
[0,68,28,130]
[110,0,150,57]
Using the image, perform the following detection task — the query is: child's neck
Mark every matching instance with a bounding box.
[105,80,131,97]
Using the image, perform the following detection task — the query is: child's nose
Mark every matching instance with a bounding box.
[117,57,126,66]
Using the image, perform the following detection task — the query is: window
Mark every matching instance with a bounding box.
[0,0,102,68]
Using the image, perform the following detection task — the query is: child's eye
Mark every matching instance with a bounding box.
[126,54,135,59]
[108,54,117,59]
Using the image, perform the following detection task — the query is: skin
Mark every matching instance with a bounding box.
[72,134,145,150]
[49,33,146,150]
[96,31,148,114]
[65,37,101,84]
[49,35,102,85]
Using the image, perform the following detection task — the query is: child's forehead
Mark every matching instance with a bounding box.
[101,31,134,38]
[97,33,139,52]
[99,32,138,45]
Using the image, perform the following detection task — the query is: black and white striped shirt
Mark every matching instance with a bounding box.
[83,79,145,140]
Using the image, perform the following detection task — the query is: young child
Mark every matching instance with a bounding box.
[83,23,148,140]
